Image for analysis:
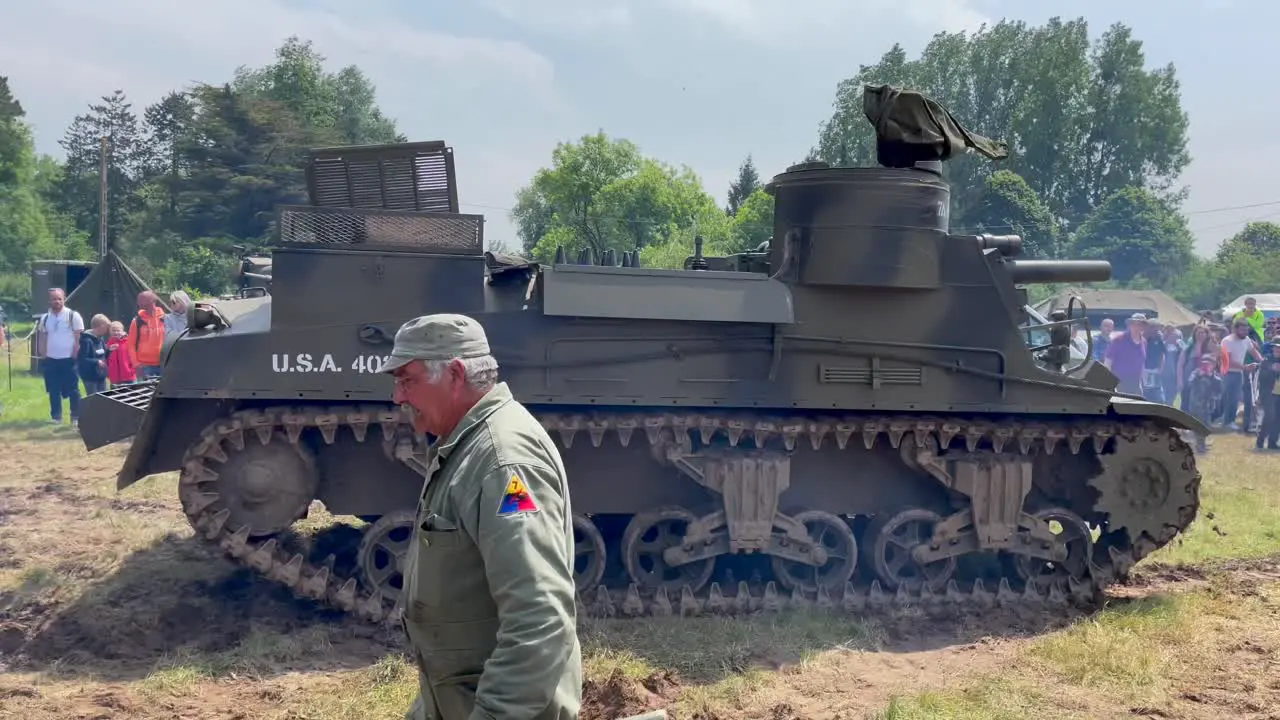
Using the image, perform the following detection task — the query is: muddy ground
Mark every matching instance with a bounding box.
[1,427,1278,719]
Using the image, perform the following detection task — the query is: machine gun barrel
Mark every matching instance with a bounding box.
[1005,259,1111,284]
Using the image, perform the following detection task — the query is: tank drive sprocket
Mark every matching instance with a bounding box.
[174,405,1199,626]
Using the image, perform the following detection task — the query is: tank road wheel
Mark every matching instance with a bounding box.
[1012,508,1094,584]
[770,510,858,593]
[181,430,319,538]
[621,507,716,595]
[865,507,956,591]
[572,514,608,593]
[357,511,416,603]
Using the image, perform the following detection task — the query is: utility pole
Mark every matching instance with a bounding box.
[98,135,110,259]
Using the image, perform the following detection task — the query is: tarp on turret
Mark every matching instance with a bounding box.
[64,250,169,324]
[1032,289,1203,328]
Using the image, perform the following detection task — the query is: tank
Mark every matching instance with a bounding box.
[77,85,1203,625]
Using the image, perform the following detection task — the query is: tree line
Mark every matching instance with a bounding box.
[0,20,1275,317]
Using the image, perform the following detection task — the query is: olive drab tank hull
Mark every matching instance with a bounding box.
[77,87,1202,626]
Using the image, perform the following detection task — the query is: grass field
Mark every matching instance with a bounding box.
[1,335,1278,718]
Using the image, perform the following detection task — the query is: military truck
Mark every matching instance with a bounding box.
[78,85,1202,625]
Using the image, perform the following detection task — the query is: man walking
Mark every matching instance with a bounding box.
[34,288,84,424]
[382,313,582,720]
[1105,314,1148,395]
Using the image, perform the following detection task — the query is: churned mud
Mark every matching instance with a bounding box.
[1,428,1278,719]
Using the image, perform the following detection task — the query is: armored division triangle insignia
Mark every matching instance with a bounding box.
[497,472,539,517]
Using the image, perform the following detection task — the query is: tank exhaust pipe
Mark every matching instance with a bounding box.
[1005,259,1112,285]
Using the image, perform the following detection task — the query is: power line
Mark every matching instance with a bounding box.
[457,196,1280,237]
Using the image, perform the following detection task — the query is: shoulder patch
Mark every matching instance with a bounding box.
[497,471,539,517]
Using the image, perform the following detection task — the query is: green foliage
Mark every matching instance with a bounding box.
[1215,221,1280,262]
[966,170,1057,257]
[812,18,1190,229]
[725,155,760,216]
[1070,186,1194,286]
[512,132,732,265]
[0,36,406,300]
[729,188,774,254]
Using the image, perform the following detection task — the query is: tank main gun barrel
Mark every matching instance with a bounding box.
[1005,259,1112,285]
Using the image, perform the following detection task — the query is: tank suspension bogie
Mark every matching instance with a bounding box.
[172,404,1198,625]
[572,513,609,591]
[356,510,415,602]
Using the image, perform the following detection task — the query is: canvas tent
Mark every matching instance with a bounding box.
[64,249,169,325]
[1032,289,1203,328]
[1221,293,1280,320]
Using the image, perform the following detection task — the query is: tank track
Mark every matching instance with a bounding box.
[175,405,1199,626]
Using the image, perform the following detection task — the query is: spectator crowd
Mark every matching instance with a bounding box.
[32,287,191,425]
[1094,296,1280,453]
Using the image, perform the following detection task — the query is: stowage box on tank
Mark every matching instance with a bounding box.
[78,84,1202,624]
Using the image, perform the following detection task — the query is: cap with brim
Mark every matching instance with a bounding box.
[1127,313,1147,323]
[380,313,491,374]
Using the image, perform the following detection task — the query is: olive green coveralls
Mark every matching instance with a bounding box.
[403,382,582,720]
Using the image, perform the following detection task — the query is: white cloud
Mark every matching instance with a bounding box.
[479,0,634,33]
[0,0,561,131]
[660,0,990,44]
[0,0,571,247]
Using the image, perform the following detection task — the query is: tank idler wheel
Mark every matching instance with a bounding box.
[770,510,858,593]
[572,514,608,593]
[185,429,319,538]
[1011,507,1094,584]
[865,507,957,592]
[621,507,716,596]
[357,510,416,603]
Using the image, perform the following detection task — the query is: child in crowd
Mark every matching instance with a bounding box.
[105,320,137,387]
[1184,353,1224,453]
[77,314,111,395]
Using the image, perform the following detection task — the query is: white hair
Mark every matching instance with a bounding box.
[170,290,192,308]
[421,354,500,392]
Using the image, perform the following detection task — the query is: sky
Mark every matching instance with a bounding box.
[1,0,1277,257]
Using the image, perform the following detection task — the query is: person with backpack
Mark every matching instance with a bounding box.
[126,290,167,380]
[34,287,84,424]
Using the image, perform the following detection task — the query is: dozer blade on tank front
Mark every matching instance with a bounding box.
[78,88,1202,627]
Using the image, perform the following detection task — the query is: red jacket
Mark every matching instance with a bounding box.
[106,335,137,384]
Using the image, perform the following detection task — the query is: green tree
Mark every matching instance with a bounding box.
[0,76,27,185]
[729,188,774,253]
[0,79,91,311]
[1215,221,1280,262]
[53,90,148,248]
[232,36,401,146]
[725,155,760,216]
[964,170,1057,257]
[511,132,731,264]
[811,18,1190,229]
[1070,186,1194,285]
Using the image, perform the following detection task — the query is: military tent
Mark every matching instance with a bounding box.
[1032,289,1203,328]
[64,250,169,325]
[1221,293,1280,321]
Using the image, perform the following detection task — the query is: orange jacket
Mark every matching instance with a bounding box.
[126,307,166,366]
